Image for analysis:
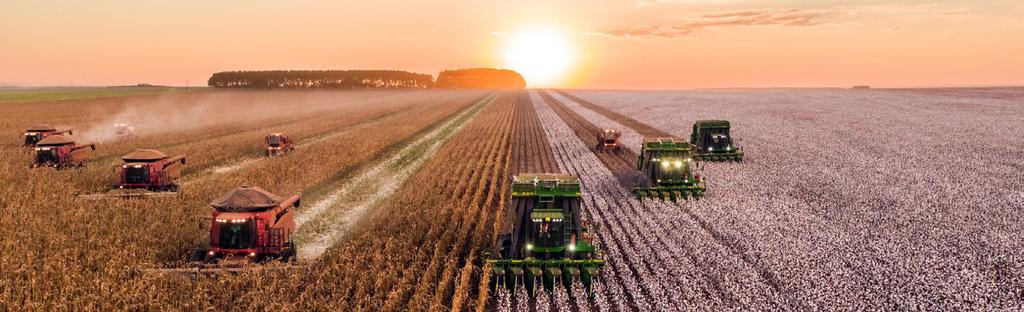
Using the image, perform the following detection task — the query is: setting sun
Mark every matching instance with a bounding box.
[501,26,575,87]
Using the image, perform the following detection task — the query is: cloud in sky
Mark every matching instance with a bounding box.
[593,8,823,38]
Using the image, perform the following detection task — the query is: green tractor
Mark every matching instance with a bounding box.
[634,138,705,200]
[488,173,603,296]
[690,120,743,161]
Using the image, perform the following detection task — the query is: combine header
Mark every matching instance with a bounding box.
[634,138,705,200]
[30,135,95,169]
[596,128,622,153]
[489,173,603,296]
[79,149,186,199]
[23,124,72,147]
[690,120,743,161]
[265,133,294,157]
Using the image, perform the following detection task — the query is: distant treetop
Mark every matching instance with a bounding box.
[207,68,526,89]
[435,68,526,89]
[207,70,434,89]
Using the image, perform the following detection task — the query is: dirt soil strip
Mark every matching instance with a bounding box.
[555,90,675,139]
[544,90,796,308]
[293,93,498,260]
[538,91,637,188]
[512,91,558,174]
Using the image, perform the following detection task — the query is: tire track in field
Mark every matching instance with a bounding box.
[294,93,498,260]
[178,106,417,186]
[532,91,662,311]
[87,91,421,165]
[547,90,798,309]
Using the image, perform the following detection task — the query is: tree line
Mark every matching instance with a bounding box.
[207,68,525,89]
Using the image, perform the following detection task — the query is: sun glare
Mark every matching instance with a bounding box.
[502,26,575,87]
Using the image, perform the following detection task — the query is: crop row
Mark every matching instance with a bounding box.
[566,89,1024,309]
[0,90,490,309]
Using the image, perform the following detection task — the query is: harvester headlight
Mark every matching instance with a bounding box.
[207,251,216,256]
[568,244,576,252]
[674,160,683,168]
[248,252,257,257]
[708,147,714,151]
[726,146,732,151]
[132,165,143,168]
[686,158,693,162]
[526,244,533,251]
[661,161,670,169]
[122,165,129,168]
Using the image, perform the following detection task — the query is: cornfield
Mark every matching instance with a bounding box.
[2,87,1022,310]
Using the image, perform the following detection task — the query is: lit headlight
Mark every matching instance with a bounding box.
[726,146,731,151]
[568,244,576,252]
[661,161,670,169]
[526,244,533,251]
[708,147,714,151]
[248,252,257,257]
[674,160,683,168]
[207,251,216,256]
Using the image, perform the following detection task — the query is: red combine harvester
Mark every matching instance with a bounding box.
[194,186,300,267]
[116,149,186,193]
[80,149,186,199]
[596,128,622,153]
[24,124,72,147]
[30,135,95,169]
[265,133,294,157]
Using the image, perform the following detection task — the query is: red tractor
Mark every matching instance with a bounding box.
[596,128,622,153]
[31,135,95,169]
[115,149,186,193]
[266,133,294,157]
[24,124,72,147]
[197,186,299,265]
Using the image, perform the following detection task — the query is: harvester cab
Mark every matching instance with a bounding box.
[198,186,299,265]
[489,173,603,296]
[266,133,294,157]
[116,149,186,193]
[690,120,742,161]
[596,128,622,153]
[114,123,136,137]
[23,124,72,147]
[31,135,95,169]
[634,138,705,200]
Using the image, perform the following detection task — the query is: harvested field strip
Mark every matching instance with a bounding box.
[511,91,558,174]
[180,99,440,185]
[538,91,636,187]
[555,90,674,139]
[293,93,498,259]
[533,90,787,310]
[77,92,471,191]
[550,90,805,307]
[283,92,515,311]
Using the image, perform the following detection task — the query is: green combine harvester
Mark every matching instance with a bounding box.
[634,138,705,200]
[690,120,743,161]
[488,173,603,296]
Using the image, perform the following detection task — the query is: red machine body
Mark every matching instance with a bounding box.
[596,128,622,153]
[265,133,294,157]
[24,124,72,147]
[116,149,186,192]
[205,187,299,263]
[31,135,94,168]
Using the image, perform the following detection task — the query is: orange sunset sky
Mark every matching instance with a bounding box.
[2,0,1023,89]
